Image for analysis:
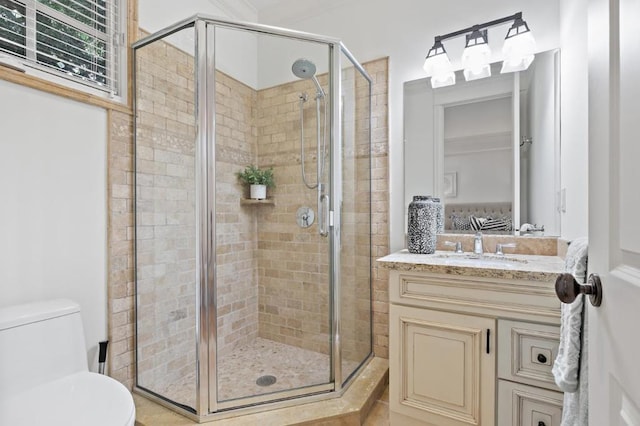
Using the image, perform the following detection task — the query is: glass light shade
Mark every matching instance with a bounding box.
[430,71,456,88]
[462,43,492,81]
[501,30,536,73]
[424,40,455,88]
[423,41,453,77]
[463,63,491,81]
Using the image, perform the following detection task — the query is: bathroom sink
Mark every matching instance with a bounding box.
[432,252,529,264]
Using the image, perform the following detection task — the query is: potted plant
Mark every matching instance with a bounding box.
[237,164,275,200]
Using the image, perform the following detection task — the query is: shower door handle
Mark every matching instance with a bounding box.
[318,193,329,237]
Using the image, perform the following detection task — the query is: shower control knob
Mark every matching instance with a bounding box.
[296,206,315,228]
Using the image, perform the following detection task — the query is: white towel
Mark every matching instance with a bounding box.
[552,237,589,426]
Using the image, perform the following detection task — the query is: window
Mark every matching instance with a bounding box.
[0,0,123,97]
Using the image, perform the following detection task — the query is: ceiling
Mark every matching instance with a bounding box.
[244,0,289,11]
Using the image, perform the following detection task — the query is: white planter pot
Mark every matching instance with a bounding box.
[250,184,267,200]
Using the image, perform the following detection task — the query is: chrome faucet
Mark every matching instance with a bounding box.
[444,241,463,253]
[495,242,517,255]
[474,232,484,255]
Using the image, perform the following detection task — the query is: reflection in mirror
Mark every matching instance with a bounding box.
[519,49,561,236]
[403,49,560,236]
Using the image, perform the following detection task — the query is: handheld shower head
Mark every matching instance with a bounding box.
[292,58,325,98]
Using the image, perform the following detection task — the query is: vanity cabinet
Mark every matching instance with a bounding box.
[383,256,565,426]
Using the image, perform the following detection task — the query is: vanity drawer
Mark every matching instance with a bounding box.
[498,319,561,391]
[497,380,563,426]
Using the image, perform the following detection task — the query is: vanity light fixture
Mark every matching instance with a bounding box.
[423,12,536,88]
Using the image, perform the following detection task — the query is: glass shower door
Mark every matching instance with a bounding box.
[210,24,334,408]
[336,48,373,386]
[134,24,199,411]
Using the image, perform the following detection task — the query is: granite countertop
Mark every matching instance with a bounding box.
[377,249,565,282]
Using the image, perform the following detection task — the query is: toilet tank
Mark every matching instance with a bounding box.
[0,299,89,400]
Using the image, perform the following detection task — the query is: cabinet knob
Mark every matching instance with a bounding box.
[538,422,546,426]
[537,353,548,364]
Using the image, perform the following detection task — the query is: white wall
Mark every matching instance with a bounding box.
[257,35,330,90]
[0,80,107,371]
[445,149,513,203]
[444,98,513,204]
[403,80,434,212]
[444,97,512,139]
[559,0,589,240]
[138,0,260,88]
[256,0,561,251]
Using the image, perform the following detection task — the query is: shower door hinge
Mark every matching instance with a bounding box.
[329,211,334,227]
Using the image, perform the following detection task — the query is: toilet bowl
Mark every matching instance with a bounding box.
[0,299,135,426]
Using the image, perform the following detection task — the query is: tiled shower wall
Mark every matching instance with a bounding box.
[133,36,198,404]
[255,76,331,355]
[107,52,389,389]
[366,58,390,359]
[214,71,260,357]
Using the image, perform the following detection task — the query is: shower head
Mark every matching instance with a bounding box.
[292,58,325,98]
[292,58,317,79]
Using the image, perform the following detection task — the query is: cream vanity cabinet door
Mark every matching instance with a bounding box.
[390,304,496,426]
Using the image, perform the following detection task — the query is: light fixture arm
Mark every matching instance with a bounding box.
[434,12,522,43]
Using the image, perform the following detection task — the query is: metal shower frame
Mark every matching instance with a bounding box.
[132,14,373,422]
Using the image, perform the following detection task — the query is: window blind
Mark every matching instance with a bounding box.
[0,0,120,95]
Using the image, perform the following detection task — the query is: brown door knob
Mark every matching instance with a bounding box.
[555,273,602,307]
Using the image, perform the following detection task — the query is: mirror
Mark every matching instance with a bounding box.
[403,49,560,236]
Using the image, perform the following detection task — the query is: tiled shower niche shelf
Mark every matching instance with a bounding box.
[240,198,275,206]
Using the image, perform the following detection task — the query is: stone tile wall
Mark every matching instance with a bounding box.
[366,58,390,359]
[214,71,260,357]
[255,75,332,355]
[133,35,198,407]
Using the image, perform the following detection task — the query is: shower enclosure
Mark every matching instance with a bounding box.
[132,15,373,420]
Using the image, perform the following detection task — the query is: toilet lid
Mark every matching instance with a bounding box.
[0,372,135,426]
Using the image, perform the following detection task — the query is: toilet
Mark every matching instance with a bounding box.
[0,299,135,426]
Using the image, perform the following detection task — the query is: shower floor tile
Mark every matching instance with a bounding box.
[218,337,339,401]
[156,337,361,407]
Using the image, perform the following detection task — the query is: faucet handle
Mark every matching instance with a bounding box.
[495,243,517,255]
[444,241,463,253]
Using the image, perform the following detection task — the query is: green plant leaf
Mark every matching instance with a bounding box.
[236,164,275,188]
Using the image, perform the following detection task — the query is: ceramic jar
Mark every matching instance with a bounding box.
[407,195,439,254]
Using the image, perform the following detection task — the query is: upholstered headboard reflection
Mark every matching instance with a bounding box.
[444,202,513,231]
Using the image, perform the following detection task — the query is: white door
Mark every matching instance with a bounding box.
[588,0,640,424]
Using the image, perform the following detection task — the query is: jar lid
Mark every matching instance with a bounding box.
[413,195,432,201]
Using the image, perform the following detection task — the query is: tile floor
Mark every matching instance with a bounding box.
[144,337,361,408]
[217,337,359,402]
